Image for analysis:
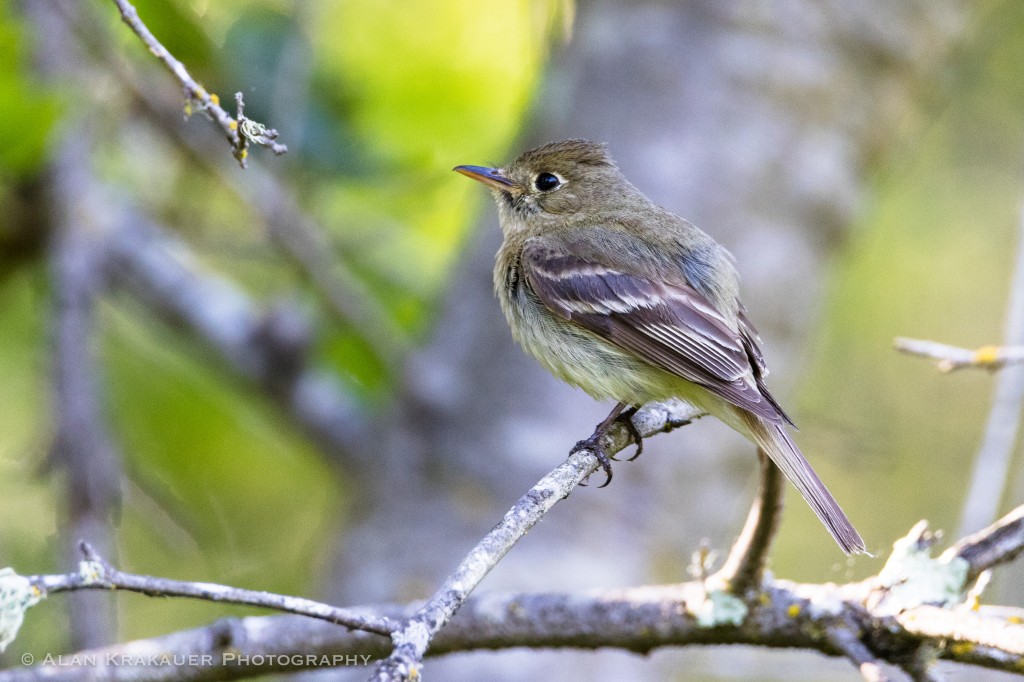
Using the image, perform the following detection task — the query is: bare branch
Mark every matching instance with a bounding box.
[4,574,1022,681]
[944,504,1024,581]
[4,509,1024,680]
[894,338,1024,373]
[25,542,394,636]
[27,1,121,650]
[713,448,785,595]
[109,0,286,165]
[371,400,704,681]
[45,136,122,649]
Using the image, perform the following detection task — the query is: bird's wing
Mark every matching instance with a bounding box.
[737,304,795,426]
[521,237,792,426]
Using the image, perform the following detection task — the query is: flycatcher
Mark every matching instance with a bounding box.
[455,139,865,555]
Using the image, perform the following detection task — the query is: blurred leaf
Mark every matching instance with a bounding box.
[309,0,565,312]
[122,0,218,80]
[102,302,342,606]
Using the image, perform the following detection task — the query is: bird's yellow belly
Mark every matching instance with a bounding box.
[504,289,707,409]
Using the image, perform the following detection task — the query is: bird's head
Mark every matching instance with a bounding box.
[455,139,633,235]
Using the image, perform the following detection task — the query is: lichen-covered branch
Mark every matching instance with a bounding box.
[110,0,286,165]
[3,488,1023,681]
[942,504,1024,581]
[5,507,1024,682]
[370,400,704,681]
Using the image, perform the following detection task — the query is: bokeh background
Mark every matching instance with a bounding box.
[1,0,1023,680]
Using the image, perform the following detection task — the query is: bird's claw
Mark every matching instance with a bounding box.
[618,407,644,461]
[570,434,614,487]
[570,406,643,487]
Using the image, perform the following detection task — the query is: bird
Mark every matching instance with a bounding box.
[454,139,865,555]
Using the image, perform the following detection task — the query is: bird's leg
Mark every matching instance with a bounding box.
[617,405,643,461]
[570,402,642,487]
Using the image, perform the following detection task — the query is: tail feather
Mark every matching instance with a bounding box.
[741,413,866,555]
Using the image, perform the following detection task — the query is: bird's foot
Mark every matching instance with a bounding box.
[570,432,615,487]
[571,404,643,487]
[617,406,643,461]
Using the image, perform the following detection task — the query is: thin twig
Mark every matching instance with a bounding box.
[54,4,397,359]
[27,542,395,636]
[894,338,1024,373]
[110,0,286,166]
[370,400,704,682]
[714,448,785,595]
[55,2,407,359]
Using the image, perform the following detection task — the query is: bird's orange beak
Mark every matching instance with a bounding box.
[453,165,516,192]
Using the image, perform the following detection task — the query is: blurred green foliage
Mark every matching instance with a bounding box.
[778,1,1024,584]
[0,7,61,177]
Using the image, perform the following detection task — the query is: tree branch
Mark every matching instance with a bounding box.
[45,135,122,650]
[47,1,406,362]
[943,504,1024,582]
[4,550,1022,681]
[4,493,1024,680]
[28,1,122,650]
[109,0,286,165]
[713,448,785,596]
[825,623,890,682]
[896,605,1024,666]
[27,542,394,636]
[370,400,704,681]
[894,338,1024,373]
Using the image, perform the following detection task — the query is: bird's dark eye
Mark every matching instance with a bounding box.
[534,172,561,192]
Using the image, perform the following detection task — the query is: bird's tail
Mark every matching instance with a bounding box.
[740,412,866,555]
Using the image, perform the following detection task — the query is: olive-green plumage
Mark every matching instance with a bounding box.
[455,139,865,555]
